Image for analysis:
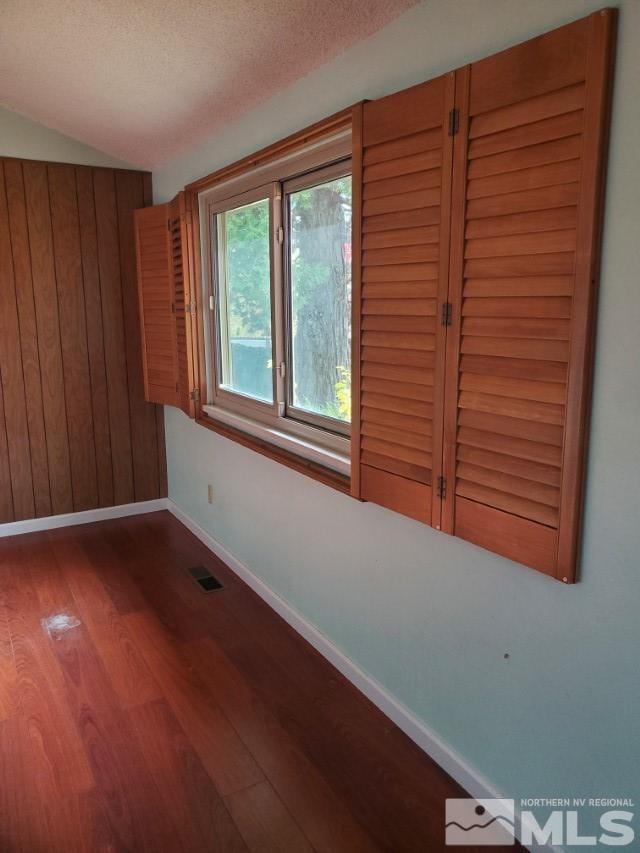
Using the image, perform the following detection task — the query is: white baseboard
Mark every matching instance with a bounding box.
[0,498,170,538]
[166,499,561,853]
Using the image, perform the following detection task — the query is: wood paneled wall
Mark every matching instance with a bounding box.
[0,158,166,523]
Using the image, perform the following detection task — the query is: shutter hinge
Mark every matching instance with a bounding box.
[190,387,200,402]
[448,108,459,136]
[437,476,447,500]
[186,301,197,314]
[441,302,452,326]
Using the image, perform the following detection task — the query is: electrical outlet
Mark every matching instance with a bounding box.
[207,484,214,504]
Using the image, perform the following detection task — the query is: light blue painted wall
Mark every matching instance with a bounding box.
[156,0,640,841]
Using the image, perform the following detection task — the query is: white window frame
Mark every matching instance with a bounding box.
[199,129,352,474]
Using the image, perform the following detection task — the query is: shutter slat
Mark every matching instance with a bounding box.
[457,444,561,487]
[456,480,558,527]
[464,229,577,258]
[467,159,581,201]
[363,225,439,249]
[362,207,441,232]
[468,109,584,161]
[362,406,433,436]
[465,207,577,239]
[467,182,580,219]
[467,135,582,179]
[364,149,442,182]
[458,427,562,467]
[462,296,572,318]
[363,189,440,217]
[362,421,432,451]
[364,168,442,199]
[458,391,565,426]
[362,281,438,299]
[459,354,567,383]
[463,276,574,298]
[469,83,585,139]
[363,128,443,165]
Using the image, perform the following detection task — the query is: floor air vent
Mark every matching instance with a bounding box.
[187,565,223,592]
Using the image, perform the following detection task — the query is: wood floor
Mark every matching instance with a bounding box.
[0,511,511,852]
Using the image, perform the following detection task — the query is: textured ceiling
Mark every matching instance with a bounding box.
[1,0,416,168]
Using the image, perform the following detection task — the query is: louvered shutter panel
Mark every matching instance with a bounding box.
[351,76,455,525]
[443,10,616,580]
[168,193,198,417]
[134,192,197,416]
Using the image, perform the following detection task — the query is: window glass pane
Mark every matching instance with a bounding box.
[288,175,352,423]
[216,198,272,402]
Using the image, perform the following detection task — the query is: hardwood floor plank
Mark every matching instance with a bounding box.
[51,616,182,851]
[0,714,88,853]
[124,609,265,796]
[224,781,314,853]
[75,522,151,616]
[0,597,17,722]
[49,528,162,709]
[77,787,131,853]
[186,636,379,853]
[129,697,249,853]
[0,537,94,795]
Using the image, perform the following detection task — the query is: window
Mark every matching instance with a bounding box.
[200,135,352,472]
[285,168,352,433]
[215,194,273,403]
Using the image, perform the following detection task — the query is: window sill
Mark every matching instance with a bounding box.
[200,404,351,492]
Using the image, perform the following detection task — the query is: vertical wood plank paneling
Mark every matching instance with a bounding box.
[0,365,15,522]
[0,156,165,526]
[3,160,52,518]
[75,166,115,508]
[115,171,160,500]
[0,164,36,519]
[93,169,135,506]
[142,172,169,498]
[22,160,73,516]
[48,164,99,511]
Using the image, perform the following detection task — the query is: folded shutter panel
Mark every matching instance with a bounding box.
[351,75,455,526]
[443,10,616,580]
[135,192,197,416]
[168,193,198,417]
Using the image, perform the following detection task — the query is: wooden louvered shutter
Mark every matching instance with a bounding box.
[351,76,455,525]
[134,192,197,416]
[442,10,616,580]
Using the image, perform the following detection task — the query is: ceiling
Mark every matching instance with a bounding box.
[1,0,416,168]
